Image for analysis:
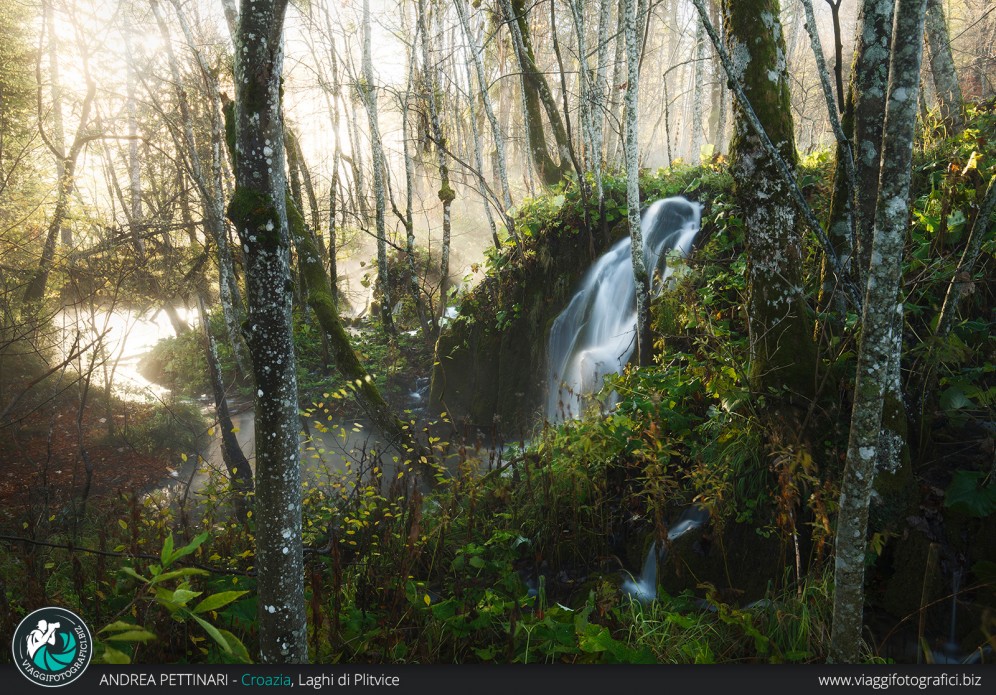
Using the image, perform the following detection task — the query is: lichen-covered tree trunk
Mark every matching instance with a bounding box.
[225,0,306,664]
[690,16,706,161]
[623,0,651,366]
[830,0,928,664]
[722,0,816,396]
[825,0,909,477]
[924,0,964,134]
[851,0,895,283]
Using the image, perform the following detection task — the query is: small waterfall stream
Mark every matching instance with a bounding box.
[546,197,702,421]
[621,507,710,602]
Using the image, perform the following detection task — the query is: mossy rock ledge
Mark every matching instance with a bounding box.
[429,177,717,435]
[430,220,624,436]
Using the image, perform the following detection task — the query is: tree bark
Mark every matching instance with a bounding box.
[721,0,817,397]
[498,0,571,186]
[924,0,964,134]
[454,0,519,250]
[196,293,253,497]
[360,0,395,335]
[623,0,651,366]
[830,0,928,664]
[416,0,453,326]
[226,0,307,664]
[156,0,251,377]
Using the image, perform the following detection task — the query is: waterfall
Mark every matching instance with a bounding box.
[621,506,710,603]
[546,197,702,421]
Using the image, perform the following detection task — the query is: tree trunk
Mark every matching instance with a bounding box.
[691,16,706,162]
[156,0,251,377]
[416,0,453,326]
[360,0,395,335]
[498,0,571,186]
[226,0,307,664]
[623,0,651,366]
[830,0,928,664]
[196,293,253,497]
[851,0,896,284]
[455,0,517,246]
[399,28,430,333]
[924,0,964,134]
[722,0,816,397]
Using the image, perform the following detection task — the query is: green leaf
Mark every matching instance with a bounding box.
[99,646,132,664]
[193,591,249,614]
[191,614,232,654]
[944,471,996,518]
[939,385,972,411]
[168,589,202,606]
[468,555,486,569]
[105,630,157,643]
[100,621,147,634]
[161,534,175,567]
[152,567,210,584]
[216,629,252,663]
[171,532,210,564]
[119,566,148,583]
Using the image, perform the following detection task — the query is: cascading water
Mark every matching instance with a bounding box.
[621,506,710,602]
[546,197,702,421]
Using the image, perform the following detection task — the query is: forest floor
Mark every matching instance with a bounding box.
[0,399,175,519]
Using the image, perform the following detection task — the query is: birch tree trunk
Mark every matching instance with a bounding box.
[830,0,928,663]
[156,0,251,377]
[226,0,307,663]
[416,0,453,325]
[454,0,516,243]
[924,0,964,134]
[623,0,651,366]
[360,0,395,335]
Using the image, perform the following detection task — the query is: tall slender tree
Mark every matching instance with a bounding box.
[623,0,651,365]
[830,0,929,663]
[225,0,307,664]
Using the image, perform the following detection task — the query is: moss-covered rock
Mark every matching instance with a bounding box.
[429,169,727,434]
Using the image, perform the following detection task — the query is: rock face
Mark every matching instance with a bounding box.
[430,214,623,436]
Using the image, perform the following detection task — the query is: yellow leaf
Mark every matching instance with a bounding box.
[423,594,431,606]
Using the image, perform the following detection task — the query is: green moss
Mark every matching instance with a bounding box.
[437,182,456,204]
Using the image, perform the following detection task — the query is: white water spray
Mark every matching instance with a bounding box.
[545,198,702,421]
